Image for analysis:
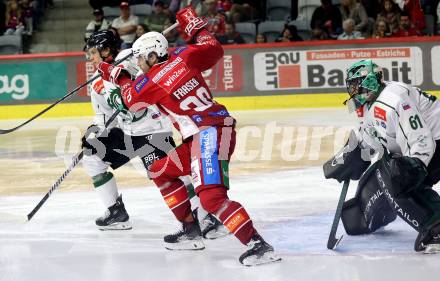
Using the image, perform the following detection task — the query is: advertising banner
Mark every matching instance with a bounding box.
[1,37,440,108]
[253,47,424,91]
[0,61,67,103]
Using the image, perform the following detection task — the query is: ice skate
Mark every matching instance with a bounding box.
[415,223,440,254]
[195,209,230,239]
[239,233,281,266]
[164,212,205,251]
[201,213,230,239]
[96,195,132,231]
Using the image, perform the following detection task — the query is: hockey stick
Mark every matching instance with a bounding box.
[26,23,181,220]
[0,53,132,135]
[0,23,180,135]
[27,109,121,221]
[327,179,350,249]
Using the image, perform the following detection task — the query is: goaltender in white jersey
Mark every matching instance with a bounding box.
[355,80,440,166]
[325,59,440,253]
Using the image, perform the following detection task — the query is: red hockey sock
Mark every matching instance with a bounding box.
[156,179,191,222]
[199,188,256,244]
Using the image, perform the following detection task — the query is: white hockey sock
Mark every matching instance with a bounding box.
[94,172,118,209]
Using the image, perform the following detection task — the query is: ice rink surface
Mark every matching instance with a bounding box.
[1,108,439,281]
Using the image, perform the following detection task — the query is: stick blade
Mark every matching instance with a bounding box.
[327,235,343,250]
[0,128,15,135]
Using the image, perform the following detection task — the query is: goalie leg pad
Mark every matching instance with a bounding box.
[342,162,397,235]
[375,157,432,231]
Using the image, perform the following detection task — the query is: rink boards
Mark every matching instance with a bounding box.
[2,37,440,119]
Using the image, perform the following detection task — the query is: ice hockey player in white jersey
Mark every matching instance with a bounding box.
[82,30,227,237]
[324,59,440,253]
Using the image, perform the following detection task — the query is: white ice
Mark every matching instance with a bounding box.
[1,109,440,281]
[1,168,440,281]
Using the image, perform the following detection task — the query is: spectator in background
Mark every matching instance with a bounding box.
[361,0,381,19]
[217,0,233,13]
[371,19,391,38]
[310,25,330,40]
[0,1,5,34]
[144,0,171,32]
[310,0,342,38]
[170,0,203,15]
[4,0,25,35]
[134,23,150,41]
[108,26,123,48]
[89,0,124,10]
[229,1,258,23]
[437,2,440,34]
[397,0,426,31]
[339,0,371,36]
[255,33,267,43]
[393,11,422,36]
[20,0,33,35]
[337,18,364,39]
[275,24,303,42]
[217,22,245,44]
[376,0,402,33]
[202,0,226,37]
[111,2,139,49]
[85,8,111,41]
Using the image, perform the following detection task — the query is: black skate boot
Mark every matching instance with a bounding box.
[164,212,205,251]
[239,233,281,266]
[415,223,440,254]
[200,213,230,239]
[192,207,230,239]
[96,195,132,231]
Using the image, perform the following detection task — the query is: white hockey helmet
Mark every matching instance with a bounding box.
[132,31,168,62]
[115,48,139,78]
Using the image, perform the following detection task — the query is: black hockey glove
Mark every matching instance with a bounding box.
[389,156,427,197]
[81,125,101,154]
[323,131,371,183]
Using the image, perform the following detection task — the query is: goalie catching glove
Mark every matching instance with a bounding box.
[323,130,371,182]
[389,155,427,198]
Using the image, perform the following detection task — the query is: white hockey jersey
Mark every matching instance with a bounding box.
[356,81,440,167]
[89,50,173,136]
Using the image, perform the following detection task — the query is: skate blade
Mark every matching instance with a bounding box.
[164,239,205,251]
[98,221,132,231]
[241,251,282,267]
[424,244,440,254]
[203,228,231,240]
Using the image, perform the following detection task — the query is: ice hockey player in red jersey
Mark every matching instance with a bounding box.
[97,6,280,266]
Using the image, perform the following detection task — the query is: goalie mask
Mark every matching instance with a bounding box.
[344,59,384,113]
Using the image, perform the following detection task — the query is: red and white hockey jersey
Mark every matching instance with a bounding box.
[118,30,234,140]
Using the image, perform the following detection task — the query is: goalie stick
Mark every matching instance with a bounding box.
[327,180,350,249]
[0,22,179,135]
[27,109,121,221]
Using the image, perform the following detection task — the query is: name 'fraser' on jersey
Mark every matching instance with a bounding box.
[119,30,234,139]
